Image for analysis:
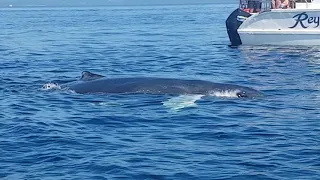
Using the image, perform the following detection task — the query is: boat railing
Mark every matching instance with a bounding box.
[293,0,314,9]
[261,0,272,11]
[299,0,312,8]
[239,0,314,13]
[239,0,271,13]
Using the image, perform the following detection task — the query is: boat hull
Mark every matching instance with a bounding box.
[230,9,320,46]
[239,30,320,45]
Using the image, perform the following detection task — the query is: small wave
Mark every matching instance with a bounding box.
[209,90,240,98]
[89,101,123,106]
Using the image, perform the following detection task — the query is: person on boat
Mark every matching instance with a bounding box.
[272,0,289,9]
[247,0,262,12]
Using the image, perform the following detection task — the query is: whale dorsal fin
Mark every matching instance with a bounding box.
[80,71,105,81]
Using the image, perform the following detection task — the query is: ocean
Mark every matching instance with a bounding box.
[1,3,320,180]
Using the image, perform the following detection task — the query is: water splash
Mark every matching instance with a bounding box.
[42,83,62,90]
[209,90,241,98]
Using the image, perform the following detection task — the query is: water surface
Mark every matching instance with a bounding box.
[1,4,320,180]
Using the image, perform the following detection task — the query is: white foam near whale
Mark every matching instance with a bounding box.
[42,83,61,90]
[209,90,241,98]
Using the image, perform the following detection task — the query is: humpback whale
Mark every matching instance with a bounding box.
[60,71,263,98]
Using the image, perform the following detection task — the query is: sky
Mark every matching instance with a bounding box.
[0,0,235,7]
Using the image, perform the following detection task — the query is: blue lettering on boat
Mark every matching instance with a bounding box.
[289,12,320,29]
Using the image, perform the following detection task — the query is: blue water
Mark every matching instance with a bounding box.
[1,4,320,180]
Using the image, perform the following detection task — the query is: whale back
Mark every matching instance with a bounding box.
[80,71,105,81]
[68,71,263,98]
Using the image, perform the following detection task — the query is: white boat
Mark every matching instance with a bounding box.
[226,0,320,46]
